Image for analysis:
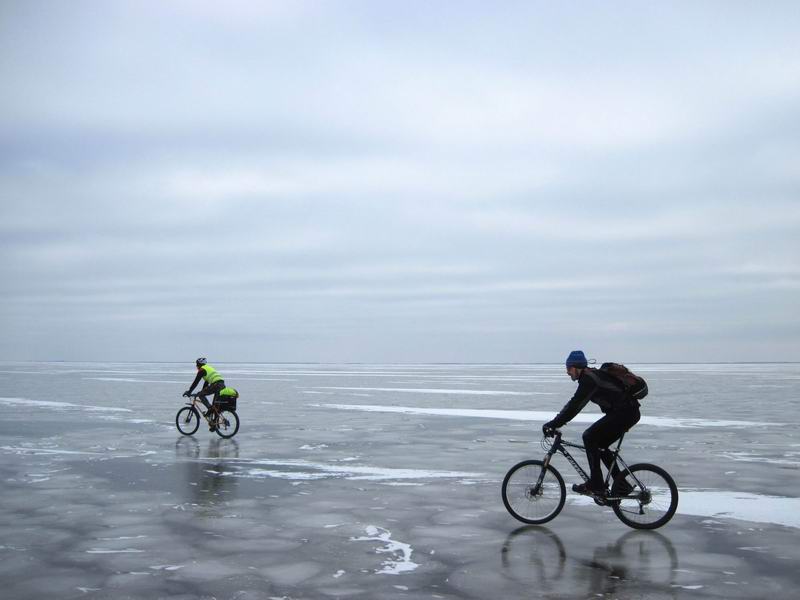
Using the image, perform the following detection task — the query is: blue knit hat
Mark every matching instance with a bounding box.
[565,350,588,368]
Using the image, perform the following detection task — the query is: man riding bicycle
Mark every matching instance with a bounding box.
[183,358,226,431]
[542,350,641,499]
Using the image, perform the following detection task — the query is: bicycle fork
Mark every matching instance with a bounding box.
[530,447,559,497]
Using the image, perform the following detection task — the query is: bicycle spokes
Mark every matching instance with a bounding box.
[611,464,678,529]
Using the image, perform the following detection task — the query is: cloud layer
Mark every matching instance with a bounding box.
[2,1,799,361]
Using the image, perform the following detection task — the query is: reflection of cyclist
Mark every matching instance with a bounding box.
[183,358,226,428]
[542,350,640,498]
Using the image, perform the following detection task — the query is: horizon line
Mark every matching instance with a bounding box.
[1,360,799,366]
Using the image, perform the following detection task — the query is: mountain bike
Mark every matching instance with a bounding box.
[501,430,678,530]
[175,394,240,439]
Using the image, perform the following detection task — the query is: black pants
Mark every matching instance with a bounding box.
[197,380,225,411]
[582,405,640,490]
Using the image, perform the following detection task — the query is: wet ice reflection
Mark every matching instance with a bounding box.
[498,527,679,595]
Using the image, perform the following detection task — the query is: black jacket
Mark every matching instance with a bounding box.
[550,368,635,428]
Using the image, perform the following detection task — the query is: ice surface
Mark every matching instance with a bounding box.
[1,361,799,599]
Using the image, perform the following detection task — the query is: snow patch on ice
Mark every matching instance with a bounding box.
[207,458,481,482]
[224,469,327,481]
[351,526,419,575]
[672,585,704,590]
[84,377,185,383]
[2,446,102,456]
[0,397,132,412]
[570,489,800,529]
[381,482,424,487]
[318,403,777,428]
[719,451,800,467]
[311,386,549,396]
[679,490,800,529]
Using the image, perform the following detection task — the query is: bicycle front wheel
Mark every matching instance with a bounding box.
[215,409,240,439]
[502,460,566,525]
[611,463,678,530]
[176,406,200,436]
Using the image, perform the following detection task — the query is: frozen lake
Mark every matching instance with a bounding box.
[1,362,798,599]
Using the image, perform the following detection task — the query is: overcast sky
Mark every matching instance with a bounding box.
[1,1,798,363]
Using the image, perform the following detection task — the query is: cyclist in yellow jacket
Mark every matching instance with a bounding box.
[183,358,226,426]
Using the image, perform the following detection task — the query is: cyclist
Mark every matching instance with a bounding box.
[183,358,226,430]
[542,350,640,498]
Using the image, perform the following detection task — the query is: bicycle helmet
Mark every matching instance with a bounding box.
[196,357,207,367]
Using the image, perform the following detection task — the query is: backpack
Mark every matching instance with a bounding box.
[599,363,648,401]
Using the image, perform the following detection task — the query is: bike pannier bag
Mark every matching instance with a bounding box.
[218,387,239,411]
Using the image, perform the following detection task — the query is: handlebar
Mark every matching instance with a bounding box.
[542,429,563,449]
[541,429,562,452]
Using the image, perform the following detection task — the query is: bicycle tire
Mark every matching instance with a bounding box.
[215,409,240,439]
[502,459,566,525]
[176,406,200,436]
[611,463,678,530]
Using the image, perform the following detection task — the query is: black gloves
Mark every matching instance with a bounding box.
[542,420,558,436]
[183,390,191,397]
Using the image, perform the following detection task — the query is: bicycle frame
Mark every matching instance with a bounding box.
[536,432,640,499]
[184,397,217,422]
[184,396,201,411]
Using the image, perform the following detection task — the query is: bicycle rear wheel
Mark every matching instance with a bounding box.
[176,406,200,436]
[502,460,566,525]
[611,463,678,530]
[215,409,240,439]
